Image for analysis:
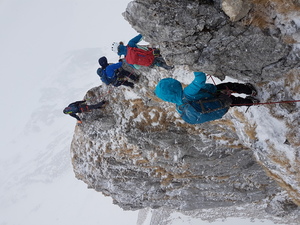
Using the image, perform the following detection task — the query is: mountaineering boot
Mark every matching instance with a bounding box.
[130,74,140,82]
[246,96,260,104]
[245,83,258,96]
[164,65,174,70]
[128,83,134,89]
[123,81,134,89]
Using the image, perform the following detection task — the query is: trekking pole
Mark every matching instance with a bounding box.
[231,99,300,106]
[231,99,300,113]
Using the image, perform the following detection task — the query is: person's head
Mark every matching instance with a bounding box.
[98,56,109,68]
[111,41,126,56]
[154,78,184,105]
[63,107,73,114]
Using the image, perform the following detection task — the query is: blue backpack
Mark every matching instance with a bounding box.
[178,94,232,124]
[97,68,113,85]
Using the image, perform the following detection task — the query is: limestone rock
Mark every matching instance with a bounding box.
[70,0,300,220]
[221,0,252,22]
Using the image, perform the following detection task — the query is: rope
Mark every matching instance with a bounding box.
[206,74,217,85]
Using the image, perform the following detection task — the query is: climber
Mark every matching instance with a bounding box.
[154,72,259,124]
[111,33,174,70]
[97,56,139,89]
[63,100,107,124]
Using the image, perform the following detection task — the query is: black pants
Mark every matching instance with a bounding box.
[117,68,138,81]
[216,82,253,106]
[85,102,105,111]
[153,57,173,70]
[216,82,253,95]
[113,68,137,88]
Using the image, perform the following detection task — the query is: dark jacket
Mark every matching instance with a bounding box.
[64,100,88,121]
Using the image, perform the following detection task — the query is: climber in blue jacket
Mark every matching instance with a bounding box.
[97,56,139,88]
[154,72,259,124]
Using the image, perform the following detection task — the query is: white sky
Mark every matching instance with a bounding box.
[0,0,139,224]
[0,0,137,140]
[0,0,296,225]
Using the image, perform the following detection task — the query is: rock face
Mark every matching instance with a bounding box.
[123,0,299,80]
[70,0,300,218]
[71,83,280,211]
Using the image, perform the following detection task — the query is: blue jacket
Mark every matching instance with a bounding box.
[105,61,122,79]
[155,72,230,124]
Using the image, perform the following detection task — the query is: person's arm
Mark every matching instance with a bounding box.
[183,72,216,100]
[69,113,81,122]
[106,62,123,78]
[127,34,143,48]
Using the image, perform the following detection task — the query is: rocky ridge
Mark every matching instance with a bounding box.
[70,0,300,221]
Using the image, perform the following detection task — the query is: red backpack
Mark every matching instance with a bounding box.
[125,47,155,66]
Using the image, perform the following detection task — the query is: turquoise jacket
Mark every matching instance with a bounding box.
[155,72,229,124]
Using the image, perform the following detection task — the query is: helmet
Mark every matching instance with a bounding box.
[63,107,72,114]
[111,42,119,53]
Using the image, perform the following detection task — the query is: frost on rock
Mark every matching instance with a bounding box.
[71,0,300,222]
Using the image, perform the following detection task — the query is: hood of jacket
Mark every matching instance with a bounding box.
[154,78,184,105]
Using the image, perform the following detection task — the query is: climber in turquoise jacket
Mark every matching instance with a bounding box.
[154,72,259,124]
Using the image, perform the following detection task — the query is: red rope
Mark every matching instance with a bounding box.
[206,74,217,85]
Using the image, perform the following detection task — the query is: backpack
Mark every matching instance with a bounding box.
[125,46,155,66]
[97,68,113,85]
[178,94,232,124]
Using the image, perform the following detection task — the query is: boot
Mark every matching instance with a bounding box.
[245,83,258,96]
[246,96,260,104]
[122,81,134,89]
[129,74,140,82]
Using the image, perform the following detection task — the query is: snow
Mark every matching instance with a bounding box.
[124,89,141,100]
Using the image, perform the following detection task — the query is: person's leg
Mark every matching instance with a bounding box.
[121,81,134,88]
[153,57,174,70]
[216,82,257,96]
[88,101,106,110]
[230,96,259,106]
[119,69,139,81]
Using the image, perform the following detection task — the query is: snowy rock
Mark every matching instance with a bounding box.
[70,0,300,219]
